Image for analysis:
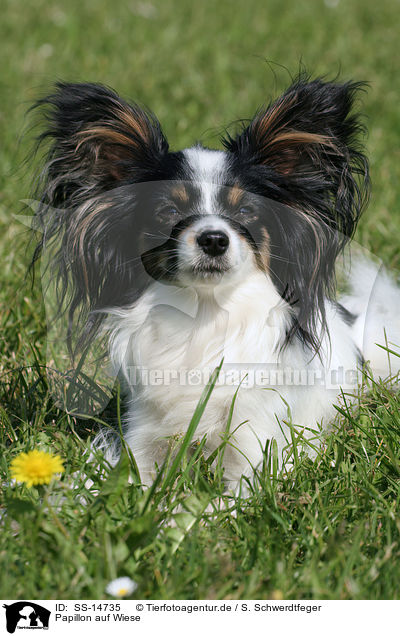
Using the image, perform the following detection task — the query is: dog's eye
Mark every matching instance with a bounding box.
[156,206,180,222]
[239,206,253,215]
[237,206,258,222]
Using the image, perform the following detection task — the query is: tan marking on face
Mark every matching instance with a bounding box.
[227,182,244,207]
[171,185,189,203]
[180,225,195,246]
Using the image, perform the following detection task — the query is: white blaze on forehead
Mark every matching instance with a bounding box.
[183,147,226,214]
[184,213,232,235]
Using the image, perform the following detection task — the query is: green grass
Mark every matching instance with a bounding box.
[1,0,400,600]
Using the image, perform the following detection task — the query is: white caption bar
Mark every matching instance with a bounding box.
[1,600,398,636]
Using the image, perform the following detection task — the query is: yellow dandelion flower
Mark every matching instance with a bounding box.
[10,450,64,487]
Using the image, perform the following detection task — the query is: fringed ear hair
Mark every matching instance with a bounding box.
[223,75,370,354]
[30,83,169,350]
[33,82,169,205]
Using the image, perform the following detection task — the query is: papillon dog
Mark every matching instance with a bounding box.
[31,75,400,489]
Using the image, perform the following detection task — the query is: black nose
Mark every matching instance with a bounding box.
[196,230,229,257]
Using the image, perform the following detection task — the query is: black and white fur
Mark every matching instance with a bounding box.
[31,76,400,488]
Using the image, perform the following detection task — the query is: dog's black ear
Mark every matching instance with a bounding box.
[224,75,369,232]
[33,82,169,206]
[30,83,169,350]
[224,76,370,354]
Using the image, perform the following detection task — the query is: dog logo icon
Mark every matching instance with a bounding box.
[3,602,50,633]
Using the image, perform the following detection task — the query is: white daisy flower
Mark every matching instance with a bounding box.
[105,577,138,598]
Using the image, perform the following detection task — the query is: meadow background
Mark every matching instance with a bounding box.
[1,0,400,600]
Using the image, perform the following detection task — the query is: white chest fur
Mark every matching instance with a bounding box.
[106,272,360,485]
